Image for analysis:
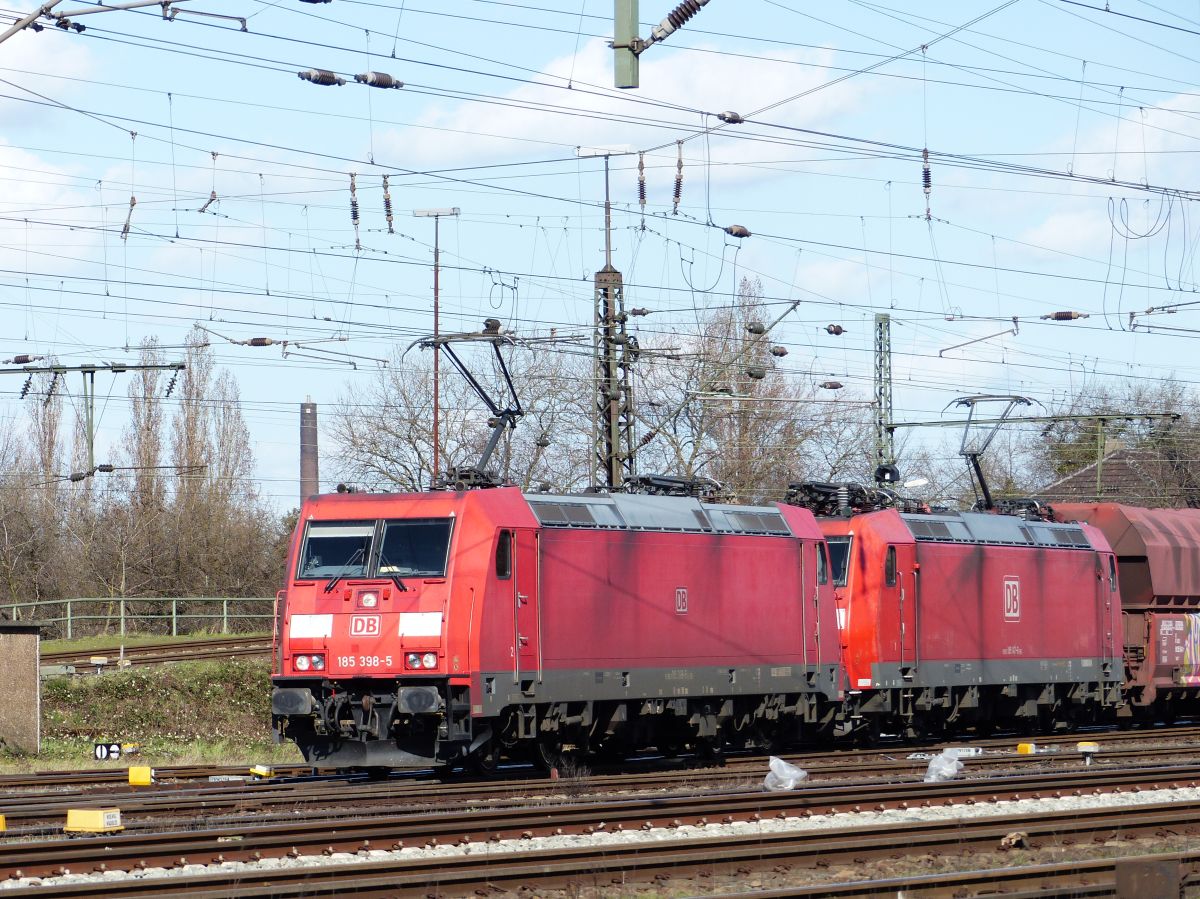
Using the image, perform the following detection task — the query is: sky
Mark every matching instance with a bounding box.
[1,0,1198,509]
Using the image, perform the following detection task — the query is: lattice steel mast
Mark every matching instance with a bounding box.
[873,312,895,481]
[592,155,637,490]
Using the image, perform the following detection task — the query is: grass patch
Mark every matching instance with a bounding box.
[1,658,303,771]
[41,632,270,654]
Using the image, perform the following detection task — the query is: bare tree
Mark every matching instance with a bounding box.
[332,344,593,493]
[635,278,874,502]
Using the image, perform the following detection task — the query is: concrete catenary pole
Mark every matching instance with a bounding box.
[300,398,319,501]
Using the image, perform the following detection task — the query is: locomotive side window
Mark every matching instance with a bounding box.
[885,546,897,587]
[378,518,454,577]
[826,536,852,587]
[298,522,374,579]
[1108,555,1118,592]
[495,530,512,579]
[817,543,829,585]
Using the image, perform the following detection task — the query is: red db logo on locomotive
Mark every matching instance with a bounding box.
[350,615,381,636]
[1003,577,1020,621]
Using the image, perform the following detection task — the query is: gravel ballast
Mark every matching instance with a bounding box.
[5,783,1199,890]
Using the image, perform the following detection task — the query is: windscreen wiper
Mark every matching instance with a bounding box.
[322,547,366,594]
[377,551,410,591]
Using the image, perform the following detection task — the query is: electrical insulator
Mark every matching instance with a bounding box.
[1042,311,1089,321]
[349,173,361,251]
[717,110,744,124]
[637,152,646,209]
[164,370,179,399]
[820,380,844,390]
[68,470,89,483]
[354,72,403,89]
[536,435,551,448]
[298,0,332,4]
[97,464,115,473]
[771,345,788,357]
[628,307,649,316]
[298,69,346,87]
[6,354,43,364]
[724,224,751,238]
[483,318,502,334]
[247,337,275,347]
[382,174,394,234]
[198,190,216,214]
[922,146,932,221]
[651,0,710,43]
[746,321,766,335]
[19,374,32,398]
[746,366,767,380]
[121,196,136,241]
[825,323,845,335]
[673,140,683,215]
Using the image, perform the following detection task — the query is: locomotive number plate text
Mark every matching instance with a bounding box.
[336,655,394,669]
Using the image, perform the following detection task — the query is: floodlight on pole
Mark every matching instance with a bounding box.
[414,207,461,485]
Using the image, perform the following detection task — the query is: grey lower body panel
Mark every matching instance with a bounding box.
[869,657,1120,690]
[475,663,842,717]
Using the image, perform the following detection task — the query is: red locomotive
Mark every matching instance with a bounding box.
[271,487,842,770]
[819,508,1123,738]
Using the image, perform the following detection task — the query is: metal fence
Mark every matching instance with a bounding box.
[0,596,275,640]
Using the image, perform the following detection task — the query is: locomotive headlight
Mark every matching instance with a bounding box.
[294,655,311,672]
[405,652,422,669]
[310,654,325,670]
[422,652,438,669]
[358,592,378,609]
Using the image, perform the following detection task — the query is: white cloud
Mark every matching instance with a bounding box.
[374,39,866,177]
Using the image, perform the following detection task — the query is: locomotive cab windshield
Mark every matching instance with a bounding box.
[296,518,453,581]
[298,522,373,579]
[378,519,452,577]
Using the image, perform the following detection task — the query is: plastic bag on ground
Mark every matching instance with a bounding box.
[763,755,808,791]
[923,748,966,782]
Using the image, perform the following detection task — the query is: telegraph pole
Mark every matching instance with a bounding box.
[1,361,185,479]
[415,207,460,484]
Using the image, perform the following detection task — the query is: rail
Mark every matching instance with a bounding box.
[0,596,274,640]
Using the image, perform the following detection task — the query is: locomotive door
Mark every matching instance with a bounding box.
[1100,553,1116,661]
[890,545,917,670]
[512,529,541,689]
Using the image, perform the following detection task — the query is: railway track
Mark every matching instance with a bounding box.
[7,725,1200,831]
[4,761,1200,879]
[4,783,1200,896]
[41,635,272,670]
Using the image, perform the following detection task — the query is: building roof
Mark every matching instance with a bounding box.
[1032,445,1199,508]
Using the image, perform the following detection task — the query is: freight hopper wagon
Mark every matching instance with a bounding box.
[271,487,842,771]
[1052,504,1200,722]
[820,509,1122,738]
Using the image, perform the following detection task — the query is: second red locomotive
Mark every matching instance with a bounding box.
[820,508,1122,738]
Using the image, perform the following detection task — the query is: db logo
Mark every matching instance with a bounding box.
[675,587,688,614]
[350,615,381,636]
[1003,577,1020,621]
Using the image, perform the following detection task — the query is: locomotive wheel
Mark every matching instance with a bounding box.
[533,737,566,772]
[469,738,503,777]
